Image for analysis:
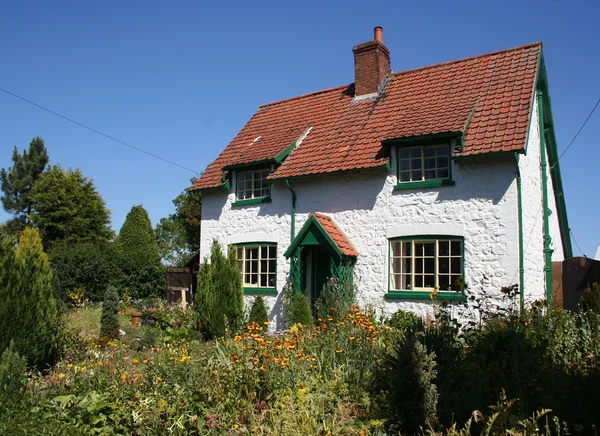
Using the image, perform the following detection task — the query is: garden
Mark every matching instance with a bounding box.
[1,231,600,435]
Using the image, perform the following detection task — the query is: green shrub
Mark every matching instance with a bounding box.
[0,228,60,369]
[386,309,423,333]
[49,241,118,302]
[376,329,438,434]
[0,341,27,402]
[196,240,243,338]
[289,293,314,327]
[579,282,600,314]
[248,296,269,327]
[315,276,354,323]
[100,286,120,339]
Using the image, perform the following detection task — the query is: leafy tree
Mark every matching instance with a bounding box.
[100,286,120,339]
[49,241,118,302]
[0,137,49,229]
[155,178,201,266]
[248,295,269,327]
[0,228,60,369]
[115,205,163,299]
[196,240,243,338]
[29,165,113,250]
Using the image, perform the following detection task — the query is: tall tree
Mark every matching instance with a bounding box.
[155,178,201,266]
[115,205,163,299]
[0,137,49,229]
[29,165,113,250]
[0,228,60,369]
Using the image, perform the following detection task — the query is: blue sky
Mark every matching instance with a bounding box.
[1,0,599,257]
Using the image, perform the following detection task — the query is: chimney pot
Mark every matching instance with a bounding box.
[374,26,383,43]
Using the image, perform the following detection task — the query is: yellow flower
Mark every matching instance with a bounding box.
[336,349,343,353]
[234,424,239,429]
[58,373,65,378]
[97,362,103,367]
[143,359,148,364]
[156,376,162,382]
[298,387,306,394]
[133,359,139,365]
[67,363,73,368]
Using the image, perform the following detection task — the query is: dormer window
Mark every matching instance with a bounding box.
[398,145,450,183]
[232,167,273,206]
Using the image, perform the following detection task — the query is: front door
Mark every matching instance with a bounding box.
[312,248,330,310]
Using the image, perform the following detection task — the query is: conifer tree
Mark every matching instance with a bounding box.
[115,205,163,299]
[248,296,269,327]
[100,286,120,339]
[0,228,60,369]
[196,240,243,338]
[0,137,49,228]
[289,293,314,327]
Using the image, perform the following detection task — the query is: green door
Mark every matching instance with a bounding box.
[312,248,330,309]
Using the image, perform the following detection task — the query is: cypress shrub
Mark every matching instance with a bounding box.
[0,228,60,369]
[248,296,269,327]
[100,286,120,339]
[114,205,164,299]
[289,293,314,327]
[0,341,27,403]
[196,240,243,338]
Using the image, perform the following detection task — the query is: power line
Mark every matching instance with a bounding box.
[552,97,600,168]
[0,86,199,175]
[570,229,584,257]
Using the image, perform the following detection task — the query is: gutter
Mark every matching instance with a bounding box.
[537,91,553,306]
[514,152,525,312]
[285,179,297,243]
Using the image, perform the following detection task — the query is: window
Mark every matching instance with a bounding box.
[236,168,271,200]
[236,244,277,289]
[390,238,463,291]
[397,145,450,183]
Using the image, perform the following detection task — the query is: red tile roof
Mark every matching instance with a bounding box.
[312,213,358,257]
[192,42,541,190]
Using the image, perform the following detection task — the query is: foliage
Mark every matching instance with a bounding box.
[579,282,600,314]
[29,165,113,250]
[0,136,49,227]
[288,293,314,327]
[386,308,423,333]
[100,286,120,339]
[115,205,164,299]
[376,329,438,434]
[0,228,61,370]
[248,296,269,327]
[49,240,118,302]
[196,240,243,339]
[0,341,27,403]
[155,177,202,266]
[315,276,355,323]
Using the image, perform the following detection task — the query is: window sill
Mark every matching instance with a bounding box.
[243,287,277,295]
[385,290,466,301]
[232,197,272,207]
[394,179,455,191]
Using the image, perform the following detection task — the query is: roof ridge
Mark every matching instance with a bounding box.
[259,83,351,109]
[391,41,542,77]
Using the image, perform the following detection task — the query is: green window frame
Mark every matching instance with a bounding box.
[235,243,277,294]
[386,236,466,301]
[236,168,271,202]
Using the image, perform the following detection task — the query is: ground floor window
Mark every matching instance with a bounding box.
[390,238,463,291]
[236,244,276,288]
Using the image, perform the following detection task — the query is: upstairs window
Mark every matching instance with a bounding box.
[237,168,271,200]
[397,145,450,183]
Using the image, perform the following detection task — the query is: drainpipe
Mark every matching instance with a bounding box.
[514,152,525,312]
[285,179,297,243]
[537,91,553,306]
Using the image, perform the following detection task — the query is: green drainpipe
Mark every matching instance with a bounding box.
[537,91,553,306]
[285,179,297,243]
[514,152,525,312]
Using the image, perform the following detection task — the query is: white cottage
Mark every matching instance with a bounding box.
[192,28,571,328]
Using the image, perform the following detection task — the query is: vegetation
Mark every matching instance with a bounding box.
[288,293,314,326]
[195,240,243,338]
[248,295,269,327]
[155,177,202,266]
[0,136,49,232]
[115,205,164,299]
[100,286,120,339]
[29,165,113,250]
[0,228,60,369]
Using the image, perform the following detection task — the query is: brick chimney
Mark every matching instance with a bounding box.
[352,26,391,98]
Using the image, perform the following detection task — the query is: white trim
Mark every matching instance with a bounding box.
[227,232,279,245]
[386,223,465,239]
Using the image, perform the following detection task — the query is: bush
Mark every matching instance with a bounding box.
[0,341,27,402]
[49,241,118,302]
[315,276,354,323]
[579,282,600,314]
[100,286,120,339]
[0,228,61,369]
[248,296,269,327]
[289,293,314,327]
[386,309,423,333]
[196,240,243,338]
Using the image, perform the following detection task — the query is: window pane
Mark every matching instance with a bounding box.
[269,260,276,273]
[424,147,436,157]
[415,243,424,256]
[437,169,449,179]
[439,241,449,256]
[250,274,258,285]
[268,274,275,287]
[400,171,411,182]
[412,170,422,180]
[425,158,436,169]
[403,242,412,256]
[260,260,267,273]
[415,259,423,273]
[399,149,409,159]
[391,242,401,257]
[424,275,435,287]
[437,156,448,168]
[439,275,450,290]
[269,246,276,258]
[412,159,422,170]
[261,246,268,258]
[451,258,461,274]
[424,258,434,273]
[415,276,423,287]
[425,170,436,179]
[438,258,449,274]
[451,240,462,255]
[424,242,435,257]
[410,148,421,158]
[399,159,410,171]
[403,258,411,273]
